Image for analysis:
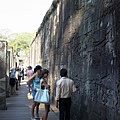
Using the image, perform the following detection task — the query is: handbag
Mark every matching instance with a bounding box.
[34,81,50,103]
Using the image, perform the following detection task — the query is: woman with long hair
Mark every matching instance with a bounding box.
[27,65,42,120]
[39,69,50,120]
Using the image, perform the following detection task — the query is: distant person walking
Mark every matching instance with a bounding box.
[27,66,34,78]
[9,68,16,95]
[55,68,78,120]
[15,68,20,90]
[27,66,34,94]
[21,65,24,80]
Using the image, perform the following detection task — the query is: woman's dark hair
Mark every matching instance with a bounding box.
[40,69,49,78]
[34,65,42,73]
[28,66,32,70]
[60,68,67,77]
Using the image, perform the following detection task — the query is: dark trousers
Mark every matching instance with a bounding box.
[22,74,24,80]
[59,98,71,120]
[16,81,18,90]
[18,76,21,86]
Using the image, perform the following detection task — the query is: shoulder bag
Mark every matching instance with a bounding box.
[34,80,50,103]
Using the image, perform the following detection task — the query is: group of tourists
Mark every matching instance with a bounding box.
[9,67,24,95]
[27,65,78,120]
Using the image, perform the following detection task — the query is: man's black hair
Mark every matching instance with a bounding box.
[60,68,67,77]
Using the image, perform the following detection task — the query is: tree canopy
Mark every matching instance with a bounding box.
[0,30,35,56]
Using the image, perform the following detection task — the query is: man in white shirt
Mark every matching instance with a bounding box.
[55,68,78,120]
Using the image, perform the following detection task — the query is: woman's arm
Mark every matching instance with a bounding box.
[27,73,36,90]
[41,79,50,90]
[55,81,60,108]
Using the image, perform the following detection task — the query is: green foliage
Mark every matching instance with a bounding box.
[0,29,35,56]
[7,32,35,56]
[0,34,7,39]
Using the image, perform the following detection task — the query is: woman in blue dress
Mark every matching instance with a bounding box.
[27,65,42,120]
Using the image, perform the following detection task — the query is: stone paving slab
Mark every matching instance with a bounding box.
[0,80,59,120]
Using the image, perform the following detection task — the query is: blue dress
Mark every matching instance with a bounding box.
[32,76,40,99]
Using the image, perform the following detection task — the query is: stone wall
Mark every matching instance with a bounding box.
[30,0,120,119]
[0,41,7,110]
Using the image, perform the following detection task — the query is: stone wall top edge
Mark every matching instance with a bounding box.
[30,38,35,46]
[35,0,60,37]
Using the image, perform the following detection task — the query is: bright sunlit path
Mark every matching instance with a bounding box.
[0,0,53,33]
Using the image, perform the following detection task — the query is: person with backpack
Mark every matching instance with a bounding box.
[9,68,16,95]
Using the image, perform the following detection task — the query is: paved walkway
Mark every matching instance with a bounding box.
[0,80,59,120]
